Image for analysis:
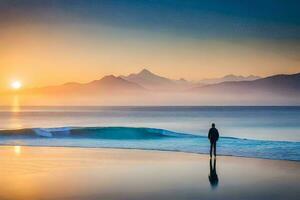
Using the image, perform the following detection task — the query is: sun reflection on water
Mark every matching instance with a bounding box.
[9,95,23,129]
[12,95,20,113]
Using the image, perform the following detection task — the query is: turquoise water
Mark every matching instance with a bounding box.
[0,106,300,161]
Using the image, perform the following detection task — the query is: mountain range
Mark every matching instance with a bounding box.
[22,69,267,93]
[189,72,300,105]
[198,74,261,84]
[28,75,145,95]
[121,69,261,91]
[193,73,300,94]
[3,69,300,105]
[120,69,191,91]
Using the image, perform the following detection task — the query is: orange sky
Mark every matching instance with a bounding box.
[1,23,300,92]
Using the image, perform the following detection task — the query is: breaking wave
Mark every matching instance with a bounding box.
[0,127,196,139]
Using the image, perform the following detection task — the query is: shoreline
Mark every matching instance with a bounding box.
[0,144,299,163]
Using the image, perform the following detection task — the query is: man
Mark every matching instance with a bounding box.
[208,123,219,157]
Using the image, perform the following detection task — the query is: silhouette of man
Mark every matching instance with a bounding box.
[208,158,219,189]
[208,123,219,157]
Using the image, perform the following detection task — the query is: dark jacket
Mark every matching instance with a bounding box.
[208,127,219,142]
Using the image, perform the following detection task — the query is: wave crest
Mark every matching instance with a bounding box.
[0,127,196,139]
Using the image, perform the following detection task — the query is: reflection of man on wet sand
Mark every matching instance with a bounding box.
[208,158,219,189]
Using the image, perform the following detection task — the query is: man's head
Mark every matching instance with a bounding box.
[212,123,215,128]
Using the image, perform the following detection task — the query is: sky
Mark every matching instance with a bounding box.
[1,0,300,91]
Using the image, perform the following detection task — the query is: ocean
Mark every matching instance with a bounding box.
[0,106,300,161]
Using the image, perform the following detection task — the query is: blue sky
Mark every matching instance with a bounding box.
[1,0,300,40]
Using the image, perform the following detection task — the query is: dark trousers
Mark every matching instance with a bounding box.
[210,141,217,157]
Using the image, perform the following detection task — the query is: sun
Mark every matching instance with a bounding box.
[11,81,22,90]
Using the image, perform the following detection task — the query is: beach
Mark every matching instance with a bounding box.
[2,0,300,199]
[0,146,299,200]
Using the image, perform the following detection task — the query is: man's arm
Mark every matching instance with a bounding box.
[208,129,211,140]
[216,129,219,141]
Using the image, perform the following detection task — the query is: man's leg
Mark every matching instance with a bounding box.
[214,142,217,156]
[210,142,213,157]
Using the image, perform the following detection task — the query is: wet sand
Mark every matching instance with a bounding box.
[0,146,299,200]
